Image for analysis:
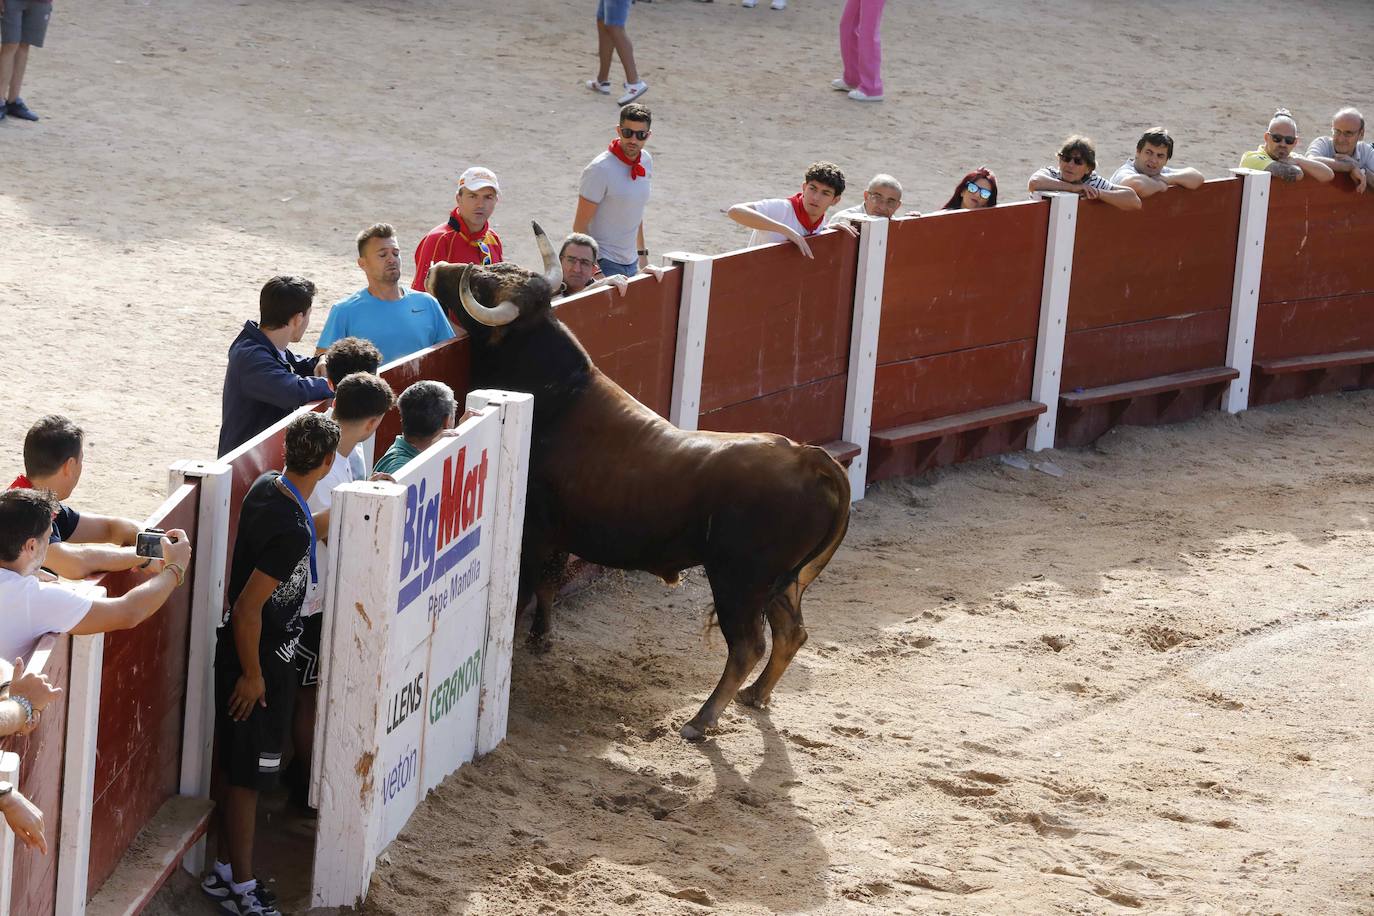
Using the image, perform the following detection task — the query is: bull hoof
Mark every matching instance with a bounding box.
[736,686,769,709]
[527,633,553,655]
[679,721,708,742]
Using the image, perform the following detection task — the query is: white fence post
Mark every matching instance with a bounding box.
[1223,168,1272,413]
[841,216,887,499]
[0,752,17,916]
[466,390,533,756]
[1027,192,1079,451]
[168,460,232,877]
[664,251,712,430]
[56,632,104,916]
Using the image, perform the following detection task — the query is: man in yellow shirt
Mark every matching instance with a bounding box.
[1239,109,1335,184]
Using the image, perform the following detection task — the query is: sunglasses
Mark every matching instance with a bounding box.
[477,239,493,267]
[618,127,650,140]
[1268,133,1296,145]
[1058,154,1088,166]
[965,181,992,200]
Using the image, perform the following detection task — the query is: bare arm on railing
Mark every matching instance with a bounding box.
[0,785,46,854]
[67,531,192,636]
[70,512,138,547]
[726,205,815,259]
[0,657,63,738]
[41,541,146,580]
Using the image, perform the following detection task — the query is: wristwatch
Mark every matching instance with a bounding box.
[637,249,649,257]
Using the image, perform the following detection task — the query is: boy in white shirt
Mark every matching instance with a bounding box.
[727,161,848,259]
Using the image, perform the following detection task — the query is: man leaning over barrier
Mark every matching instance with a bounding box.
[1306,107,1374,193]
[829,173,914,228]
[554,232,664,298]
[729,161,849,258]
[1029,135,1142,211]
[1239,109,1335,184]
[1110,127,1206,199]
[6,414,151,579]
[372,380,461,477]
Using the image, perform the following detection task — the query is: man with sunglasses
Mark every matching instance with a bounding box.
[1110,128,1205,199]
[1029,136,1141,211]
[412,166,504,293]
[1239,110,1333,184]
[1306,107,1373,193]
[575,103,653,279]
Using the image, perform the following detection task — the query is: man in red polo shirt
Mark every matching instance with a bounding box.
[412,166,504,293]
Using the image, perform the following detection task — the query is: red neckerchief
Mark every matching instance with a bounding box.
[8,474,33,490]
[608,139,646,180]
[789,193,824,234]
[446,210,491,244]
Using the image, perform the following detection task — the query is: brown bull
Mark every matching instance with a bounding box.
[426,225,850,740]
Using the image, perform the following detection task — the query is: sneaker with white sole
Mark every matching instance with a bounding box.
[742,0,757,7]
[770,0,786,7]
[848,88,884,102]
[831,78,855,91]
[617,81,648,105]
[221,880,281,916]
[585,79,611,94]
[201,869,232,901]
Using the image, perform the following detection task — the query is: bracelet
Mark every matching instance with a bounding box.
[164,563,186,587]
[9,695,33,727]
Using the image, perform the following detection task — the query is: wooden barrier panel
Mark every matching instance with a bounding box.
[1057,179,1243,445]
[870,203,1049,480]
[698,232,858,444]
[555,267,683,419]
[376,337,472,459]
[86,483,201,899]
[1252,180,1374,405]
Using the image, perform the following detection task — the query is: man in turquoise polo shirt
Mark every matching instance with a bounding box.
[316,223,454,366]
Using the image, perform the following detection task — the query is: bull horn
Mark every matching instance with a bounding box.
[532,220,563,291]
[459,267,519,327]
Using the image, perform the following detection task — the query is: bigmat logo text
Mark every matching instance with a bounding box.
[398,446,489,613]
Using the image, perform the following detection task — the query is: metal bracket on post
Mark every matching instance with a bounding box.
[1027,192,1079,451]
[841,215,887,499]
[663,251,712,430]
[1223,168,1271,413]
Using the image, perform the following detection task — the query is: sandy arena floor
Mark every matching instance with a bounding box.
[3,0,1372,913]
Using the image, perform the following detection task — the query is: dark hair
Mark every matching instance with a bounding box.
[1136,127,1175,159]
[324,336,383,386]
[260,275,317,329]
[942,167,1000,210]
[559,232,599,260]
[23,415,83,478]
[398,381,456,440]
[356,222,397,257]
[619,103,651,129]
[804,161,846,197]
[333,372,395,423]
[0,488,58,562]
[1057,135,1097,171]
[284,412,340,474]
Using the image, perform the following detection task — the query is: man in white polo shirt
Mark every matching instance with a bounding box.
[727,161,848,258]
[575,102,654,279]
[1307,107,1374,193]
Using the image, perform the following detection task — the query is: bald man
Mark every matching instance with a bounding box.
[1307,107,1374,193]
[1239,109,1334,183]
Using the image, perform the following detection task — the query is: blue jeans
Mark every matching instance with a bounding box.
[598,257,638,279]
[596,0,632,27]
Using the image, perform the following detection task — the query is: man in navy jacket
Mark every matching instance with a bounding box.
[218,276,334,457]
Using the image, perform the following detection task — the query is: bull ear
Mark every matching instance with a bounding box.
[459,267,519,327]
[533,221,563,291]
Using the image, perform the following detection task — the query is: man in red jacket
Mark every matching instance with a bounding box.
[411,166,504,293]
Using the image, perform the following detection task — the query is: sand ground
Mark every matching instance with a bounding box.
[3,0,1372,913]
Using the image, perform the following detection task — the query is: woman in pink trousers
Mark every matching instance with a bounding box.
[833,0,887,102]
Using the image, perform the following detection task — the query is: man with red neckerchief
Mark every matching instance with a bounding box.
[411,166,504,293]
[726,161,848,260]
[575,102,654,279]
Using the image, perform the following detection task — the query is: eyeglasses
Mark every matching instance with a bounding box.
[1268,133,1296,145]
[1058,154,1088,166]
[618,127,650,140]
[561,255,596,270]
[965,181,992,200]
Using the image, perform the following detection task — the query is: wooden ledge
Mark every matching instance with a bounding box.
[1253,348,1374,376]
[86,795,214,916]
[820,440,862,464]
[1060,367,1239,409]
[871,401,1047,449]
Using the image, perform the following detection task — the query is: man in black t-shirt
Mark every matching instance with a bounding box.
[203,412,339,916]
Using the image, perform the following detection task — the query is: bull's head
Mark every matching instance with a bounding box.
[426,222,563,337]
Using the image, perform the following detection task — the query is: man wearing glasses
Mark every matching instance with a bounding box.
[554,233,663,298]
[1306,107,1373,193]
[1029,136,1141,211]
[411,166,504,293]
[1109,128,1206,199]
[1239,110,1334,184]
[575,103,653,279]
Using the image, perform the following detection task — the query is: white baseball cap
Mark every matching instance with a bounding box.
[458,166,500,195]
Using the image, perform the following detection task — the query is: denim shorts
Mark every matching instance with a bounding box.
[1,0,53,47]
[596,0,632,28]
[599,257,638,279]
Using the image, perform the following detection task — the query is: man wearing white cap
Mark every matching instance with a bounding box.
[411,166,504,293]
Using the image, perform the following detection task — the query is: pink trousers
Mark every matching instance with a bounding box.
[839,0,886,96]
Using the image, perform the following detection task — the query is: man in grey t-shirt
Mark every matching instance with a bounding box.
[575,102,653,278]
[1109,127,1206,199]
[1307,107,1374,194]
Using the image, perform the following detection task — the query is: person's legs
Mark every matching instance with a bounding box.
[225,785,258,884]
[8,43,29,102]
[595,12,614,83]
[838,0,861,88]
[855,0,885,96]
[0,45,17,104]
[606,25,638,85]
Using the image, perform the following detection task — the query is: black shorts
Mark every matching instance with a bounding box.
[215,632,298,791]
[295,613,323,688]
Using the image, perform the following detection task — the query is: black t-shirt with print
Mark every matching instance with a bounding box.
[223,472,312,657]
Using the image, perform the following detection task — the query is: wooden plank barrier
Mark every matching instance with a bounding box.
[697,232,859,452]
[1056,178,1244,446]
[868,202,1050,481]
[1251,178,1374,405]
[375,337,472,458]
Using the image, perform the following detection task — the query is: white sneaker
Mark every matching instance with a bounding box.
[617,81,649,105]
[770,0,786,8]
[831,78,855,92]
[585,79,610,94]
[742,0,757,7]
[848,88,884,102]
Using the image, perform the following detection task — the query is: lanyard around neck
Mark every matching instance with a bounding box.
[277,473,318,585]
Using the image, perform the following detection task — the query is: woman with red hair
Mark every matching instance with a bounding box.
[943,168,998,210]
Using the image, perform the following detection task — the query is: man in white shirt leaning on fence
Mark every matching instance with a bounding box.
[1306,107,1374,193]
[1109,127,1206,199]
[728,161,849,258]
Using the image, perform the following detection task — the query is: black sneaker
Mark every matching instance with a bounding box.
[6,98,38,121]
[219,881,281,916]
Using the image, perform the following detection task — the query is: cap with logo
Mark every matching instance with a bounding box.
[458,167,500,195]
